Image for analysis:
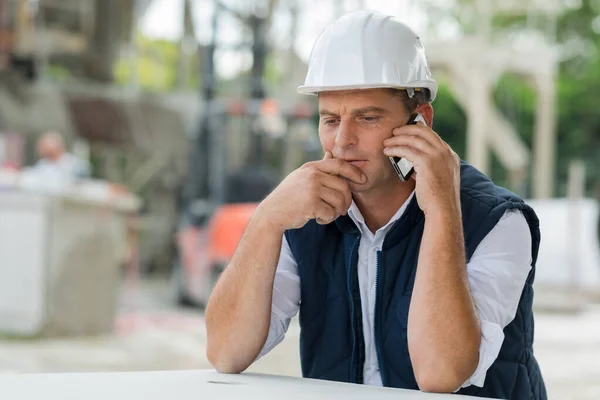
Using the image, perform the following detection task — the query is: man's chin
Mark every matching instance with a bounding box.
[348,180,370,193]
[349,174,406,194]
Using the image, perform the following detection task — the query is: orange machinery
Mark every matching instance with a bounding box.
[172,99,317,307]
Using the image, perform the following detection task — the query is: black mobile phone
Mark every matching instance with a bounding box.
[388,113,425,181]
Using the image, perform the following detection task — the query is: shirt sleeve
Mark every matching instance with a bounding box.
[459,209,533,389]
[256,235,301,359]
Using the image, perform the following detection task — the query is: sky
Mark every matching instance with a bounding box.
[138,0,433,78]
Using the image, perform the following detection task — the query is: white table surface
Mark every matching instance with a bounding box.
[0,369,495,400]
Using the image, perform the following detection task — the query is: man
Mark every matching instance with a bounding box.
[34,131,90,179]
[206,10,546,400]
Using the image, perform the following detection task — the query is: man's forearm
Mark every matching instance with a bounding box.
[407,208,481,392]
[205,205,284,373]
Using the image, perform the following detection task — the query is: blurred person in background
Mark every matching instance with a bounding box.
[206,10,546,400]
[33,130,90,179]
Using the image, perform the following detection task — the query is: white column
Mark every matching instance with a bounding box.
[466,71,490,175]
[533,75,557,199]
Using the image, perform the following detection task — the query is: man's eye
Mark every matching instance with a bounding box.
[360,116,379,123]
[324,119,339,125]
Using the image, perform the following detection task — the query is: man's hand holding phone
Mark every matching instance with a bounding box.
[257,151,366,231]
[383,115,461,217]
[387,113,423,182]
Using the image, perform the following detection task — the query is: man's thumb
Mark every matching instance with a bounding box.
[323,150,333,160]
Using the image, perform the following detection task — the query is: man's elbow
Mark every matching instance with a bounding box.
[415,370,463,393]
[414,356,478,393]
[206,343,250,374]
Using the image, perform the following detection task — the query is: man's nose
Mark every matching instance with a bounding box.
[334,121,357,149]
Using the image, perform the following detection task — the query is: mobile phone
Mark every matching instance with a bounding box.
[389,113,426,182]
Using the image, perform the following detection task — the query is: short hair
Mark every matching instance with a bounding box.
[388,88,430,113]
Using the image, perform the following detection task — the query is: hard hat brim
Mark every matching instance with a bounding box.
[297,82,437,103]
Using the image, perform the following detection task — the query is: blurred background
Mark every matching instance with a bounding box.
[0,0,598,399]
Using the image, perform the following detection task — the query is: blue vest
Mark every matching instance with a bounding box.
[284,162,547,400]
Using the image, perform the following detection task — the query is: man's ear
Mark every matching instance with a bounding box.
[415,103,434,128]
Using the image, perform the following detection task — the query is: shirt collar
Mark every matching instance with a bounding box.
[347,190,416,235]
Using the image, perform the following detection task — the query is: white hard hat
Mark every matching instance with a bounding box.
[298,10,438,102]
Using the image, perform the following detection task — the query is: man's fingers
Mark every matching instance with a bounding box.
[319,187,349,218]
[320,173,352,212]
[318,151,365,184]
[314,201,336,225]
[383,145,424,165]
[392,124,443,149]
[383,135,436,155]
[317,159,366,184]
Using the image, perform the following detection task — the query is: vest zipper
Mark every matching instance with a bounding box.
[346,236,361,384]
[374,250,386,386]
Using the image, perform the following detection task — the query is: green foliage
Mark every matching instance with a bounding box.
[264,55,284,87]
[113,33,200,91]
[431,83,467,158]
[494,73,537,142]
[46,64,72,82]
[543,0,600,196]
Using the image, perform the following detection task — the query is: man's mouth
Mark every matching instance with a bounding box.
[346,160,367,167]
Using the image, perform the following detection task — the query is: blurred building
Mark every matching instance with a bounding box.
[0,0,195,274]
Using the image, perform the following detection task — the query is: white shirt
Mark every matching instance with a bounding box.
[258,191,533,389]
[34,153,90,179]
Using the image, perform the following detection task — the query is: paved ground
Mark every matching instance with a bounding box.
[0,279,599,400]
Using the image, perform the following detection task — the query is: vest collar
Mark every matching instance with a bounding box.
[335,213,360,234]
[382,195,423,250]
